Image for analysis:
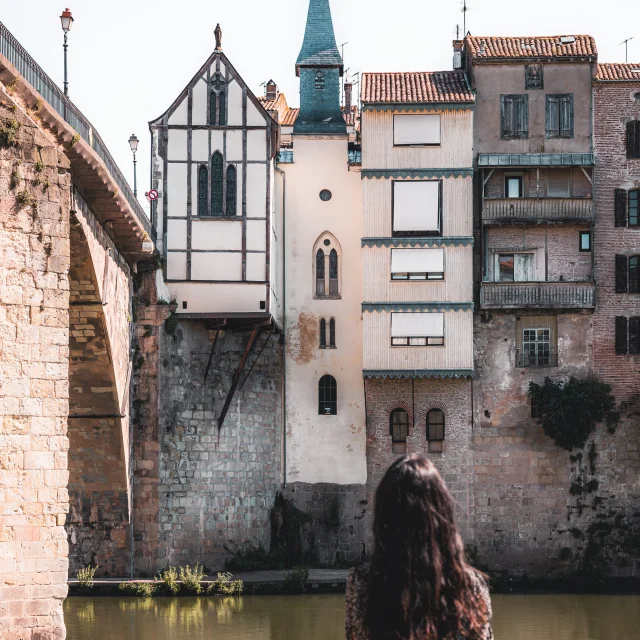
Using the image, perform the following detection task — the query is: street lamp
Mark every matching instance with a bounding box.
[59,8,74,97]
[128,134,139,197]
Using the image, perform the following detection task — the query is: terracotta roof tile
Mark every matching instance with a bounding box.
[465,35,597,61]
[596,63,640,81]
[281,108,299,126]
[361,71,473,104]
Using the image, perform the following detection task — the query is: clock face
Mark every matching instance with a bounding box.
[319,189,332,202]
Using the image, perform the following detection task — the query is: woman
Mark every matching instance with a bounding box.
[345,454,492,640]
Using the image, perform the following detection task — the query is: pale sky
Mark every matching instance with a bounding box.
[2,0,638,217]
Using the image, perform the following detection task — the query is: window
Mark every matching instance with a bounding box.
[631,257,640,293]
[314,234,342,298]
[197,165,208,216]
[390,408,409,455]
[615,255,640,293]
[318,375,337,415]
[615,316,640,355]
[211,152,224,216]
[630,190,639,227]
[218,91,226,126]
[525,64,543,89]
[391,312,444,346]
[319,319,327,349]
[547,169,570,197]
[329,249,339,295]
[426,409,445,453]
[520,328,552,367]
[501,95,528,139]
[226,165,237,215]
[530,396,541,419]
[316,249,326,296]
[315,71,325,90]
[393,181,441,236]
[329,318,336,348]
[210,73,227,126]
[497,253,534,282]
[393,114,441,146]
[391,248,444,280]
[579,231,591,252]
[505,176,523,198]
[627,120,640,159]
[546,94,574,138]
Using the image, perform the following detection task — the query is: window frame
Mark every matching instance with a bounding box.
[521,327,552,367]
[426,408,445,453]
[393,114,442,147]
[389,408,410,454]
[615,316,640,355]
[525,64,544,90]
[318,374,337,416]
[391,180,442,238]
[630,256,640,294]
[210,151,224,216]
[505,175,524,198]
[225,164,237,216]
[501,94,529,139]
[391,336,445,347]
[579,231,591,253]
[546,94,574,139]
[197,164,209,216]
[630,190,639,227]
[627,120,640,159]
[329,318,336,349]
[319,318,327,349]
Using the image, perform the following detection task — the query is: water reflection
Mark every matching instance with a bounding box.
[64,594,640,640]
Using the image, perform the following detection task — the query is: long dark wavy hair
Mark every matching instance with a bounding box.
[365,454,489,640]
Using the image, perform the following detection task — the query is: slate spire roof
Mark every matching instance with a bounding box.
[296,0,343,70]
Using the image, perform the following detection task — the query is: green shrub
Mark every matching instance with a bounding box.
[283,566,309,593]
[77,565,98,588]
[207,572,243,596]
[179,564,205,594]
[156,566,179,595]
[118,581,155,597]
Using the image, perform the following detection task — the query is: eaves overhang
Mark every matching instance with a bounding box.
[364,369,474,380]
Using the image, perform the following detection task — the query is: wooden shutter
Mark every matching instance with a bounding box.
[546,96,560,138]
[502,96,514,138]
[560,95,573,138]
[615,316,628,355]
[629,317,640,355]
[515,96,528,138]
[615,189,628,227]
[627,120,640,159]
[615,255,628,293]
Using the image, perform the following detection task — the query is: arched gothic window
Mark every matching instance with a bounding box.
[210,73,227,126]
[197,165,208,216]
[211,152,224,216]
[329,249,339,296]
[329,318,336,348]
[218,91,227,126]
[316,249,326,296]
[318,375,337,415]
[315,71,325,90]
[319,318,327,349]
[226,165,237,216]
[390,408,409,455]
[427,409,445,453]
[313,233,342,298]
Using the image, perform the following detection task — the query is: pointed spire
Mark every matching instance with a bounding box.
[296,0,343,73]
[214,24,223,51]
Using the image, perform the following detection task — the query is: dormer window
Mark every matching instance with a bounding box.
[315,71,325,91]
[210,73,227,126]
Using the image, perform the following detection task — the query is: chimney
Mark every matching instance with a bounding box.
[453,40,463,69]
[344,82,353,113]
[266,79,278,101]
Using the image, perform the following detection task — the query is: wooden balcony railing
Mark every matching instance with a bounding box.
[482,198,593,224]
[480,282,596,309]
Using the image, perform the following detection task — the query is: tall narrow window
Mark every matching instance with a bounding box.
[546,94,574,139]
[627,120,640,159]
[218,91,226,126]
[210,73,226,126]
[390,408,409,455]
[630,190,639,227]
[630,317,640,355]
[318,375,337,415]
[427,409,445,453]
[211,152,224,216]
[319,319,327,349]
[501,94,528,139]
[316,249,325,296]
[630,256,640,294]
[329,318,336,348]
[209,91,217,126]
[505,176,523,198]
[329,249,338,295]
[197,165,208,216]
[226,165,237,216]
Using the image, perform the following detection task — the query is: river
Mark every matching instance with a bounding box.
[64,594,640,639]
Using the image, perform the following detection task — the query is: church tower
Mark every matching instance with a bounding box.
[294,0,346,134]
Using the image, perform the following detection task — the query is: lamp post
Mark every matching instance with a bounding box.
[128,134,139,197]
[60,8,74,97]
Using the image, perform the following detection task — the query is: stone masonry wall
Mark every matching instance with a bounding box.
[0,94,71,638]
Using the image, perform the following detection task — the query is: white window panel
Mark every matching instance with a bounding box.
[391,248,444,274]
[391,312,444,338]
[393,181,440,232]
[393,114,441,145]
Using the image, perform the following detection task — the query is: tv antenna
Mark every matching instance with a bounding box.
[620,37,634,63]
[461,0,469,37]
[340,42,349,107]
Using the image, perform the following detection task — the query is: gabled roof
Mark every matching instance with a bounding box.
[596,63,640,82]
[465,35,597,61]
[361,71,474,104]
[296,0,343,70]
[281,108,300,126]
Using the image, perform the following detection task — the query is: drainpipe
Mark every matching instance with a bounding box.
[275,166,287,488]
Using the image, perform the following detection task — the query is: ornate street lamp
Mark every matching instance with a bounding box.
[59,8,74,97]
[128,134,139,197]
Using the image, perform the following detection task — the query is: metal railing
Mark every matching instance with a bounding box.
[516,349,559,368]
[481,281,596,308]
[483,197,593,223]
[0,21,154,240]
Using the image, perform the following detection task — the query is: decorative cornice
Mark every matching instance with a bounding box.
[363,369,474,380]
[362,302,474,312]
[362,103,475,113]
[361,169,473,180]
[362,237,474,248]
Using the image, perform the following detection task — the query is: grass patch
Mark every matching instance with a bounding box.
[77,565,98,588]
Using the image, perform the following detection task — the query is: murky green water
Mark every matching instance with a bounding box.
[64,594,640,639]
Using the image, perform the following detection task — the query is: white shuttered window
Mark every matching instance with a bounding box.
[391,249,444,280]
[393,181,440,234]
[391,313,444,346]
[393,114,441,145]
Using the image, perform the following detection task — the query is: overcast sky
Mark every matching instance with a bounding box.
[2,0,638,217]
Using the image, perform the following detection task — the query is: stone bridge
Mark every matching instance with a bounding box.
[0,24,154,639]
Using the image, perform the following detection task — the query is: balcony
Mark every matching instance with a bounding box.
[516,349,559,368]
[482,198,593,224]
[480,282,596,309]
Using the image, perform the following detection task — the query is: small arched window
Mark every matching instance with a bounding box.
[427,409,445,453]
[226,165,237,216]
[318,375,337,415]
[315,71,325,90]
[319,318,327,349]
[316,249,326,296]
[197,165,208,216]
[390,408,409,455]
[329,318,336,348]
[630,190,639,227]
[329,249,339,295]
[211,152,224,216]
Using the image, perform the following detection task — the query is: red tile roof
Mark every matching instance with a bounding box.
[361,71,473,104]
[596,63,640,81]
[281,108,299,126]
[465,35,597,61]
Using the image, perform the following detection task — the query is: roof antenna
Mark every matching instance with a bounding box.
[461,0,468,38]
[340,42,349,107]
[620,37,634,63]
